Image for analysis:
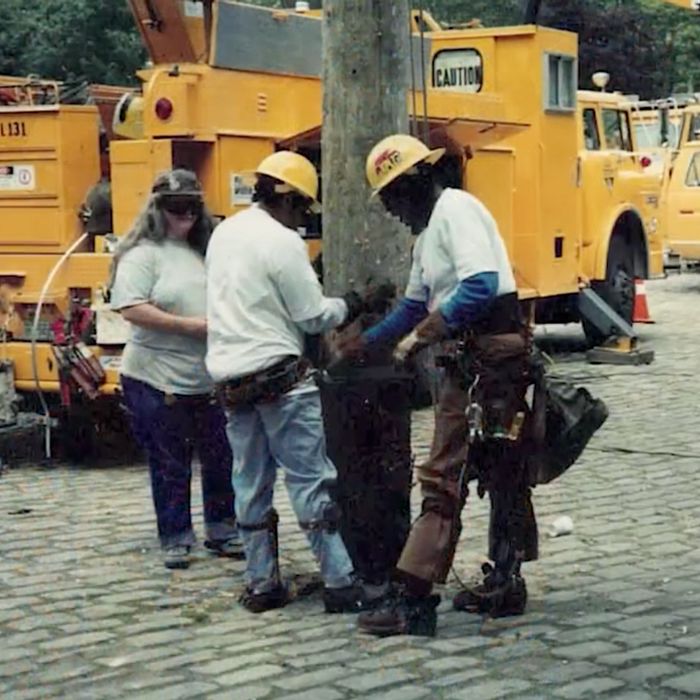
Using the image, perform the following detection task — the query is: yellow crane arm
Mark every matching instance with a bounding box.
[127,0,213,64]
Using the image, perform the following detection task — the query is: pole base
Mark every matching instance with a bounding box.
[586,338,655,366]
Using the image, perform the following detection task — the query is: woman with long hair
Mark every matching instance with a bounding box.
[110,169,241,569]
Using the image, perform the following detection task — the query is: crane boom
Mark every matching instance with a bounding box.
[127,0,212,64]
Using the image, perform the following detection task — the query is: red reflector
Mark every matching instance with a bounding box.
[155,98,173,121]
[640,156,652,168]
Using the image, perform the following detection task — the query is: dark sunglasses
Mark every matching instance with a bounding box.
[288,193,317,216]
[161,196,203,216]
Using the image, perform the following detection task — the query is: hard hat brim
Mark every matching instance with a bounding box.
[370,147,446,199]
[255,171,322,213]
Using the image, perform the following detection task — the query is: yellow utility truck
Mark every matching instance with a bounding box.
[0,1,660,455]
[662,104,700,263]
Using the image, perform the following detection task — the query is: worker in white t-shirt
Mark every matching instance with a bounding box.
[205,151,369,615]
[338,134,539,636]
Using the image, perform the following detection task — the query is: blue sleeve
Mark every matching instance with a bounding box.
[439,272,499,330]
[363,298,428,346]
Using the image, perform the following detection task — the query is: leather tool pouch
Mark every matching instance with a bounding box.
[470,332,528,441]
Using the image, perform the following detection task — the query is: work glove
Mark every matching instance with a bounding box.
[342,291,364,325]
[393,310,449,363]
[334,324,367,360]
[393,330,422,363]
[415,310,450,345]
[362,280,397,315]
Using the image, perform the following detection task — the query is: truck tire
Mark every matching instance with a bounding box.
[582,240,636,347]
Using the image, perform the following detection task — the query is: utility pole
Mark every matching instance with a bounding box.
[320,2,415,586]
[321,1,412,296]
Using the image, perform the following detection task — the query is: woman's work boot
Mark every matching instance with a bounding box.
[453,563,527,618]
[357,586,441,637]
[239,584,289,614]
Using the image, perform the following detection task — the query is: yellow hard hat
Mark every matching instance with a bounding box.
[366,134,445,197]
[256,151,321,213]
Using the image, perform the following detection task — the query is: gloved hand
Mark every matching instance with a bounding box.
[393,330,423,363]
[414,310,449,345]
[394,310,449,363]
[335,326,367,360]
[342,291,364,325]
[363,280,397,315]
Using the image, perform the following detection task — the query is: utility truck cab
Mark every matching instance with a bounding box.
[664,104,700,263]
[572,90,663,342]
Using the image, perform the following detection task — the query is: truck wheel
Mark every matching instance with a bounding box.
[582,244,636,347]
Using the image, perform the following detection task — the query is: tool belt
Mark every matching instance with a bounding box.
[217,356,310,409]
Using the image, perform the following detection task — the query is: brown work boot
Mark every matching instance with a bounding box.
[239,584,289,614]
[357,588,441,637]
[453,564,527,618]
[323,583,367,613]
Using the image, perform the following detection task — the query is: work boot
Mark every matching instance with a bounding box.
[239,584,289,614]
[323,581,383,614]
[204,535,245,560]
[453,563,527,618]
[357,587,440,637]
[163,544,190,570]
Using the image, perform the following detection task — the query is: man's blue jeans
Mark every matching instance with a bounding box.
[121,376,237,548]
[226,385,354,593]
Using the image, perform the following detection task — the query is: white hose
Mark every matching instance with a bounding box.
[31,232,89,459]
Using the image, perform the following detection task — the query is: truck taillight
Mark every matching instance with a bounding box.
[155,98,173,121]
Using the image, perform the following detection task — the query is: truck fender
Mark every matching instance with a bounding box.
[593,206,649,281]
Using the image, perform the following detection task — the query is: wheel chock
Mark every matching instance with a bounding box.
[586,336,655,366]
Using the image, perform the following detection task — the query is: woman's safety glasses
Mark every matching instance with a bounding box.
[160,196,203,216]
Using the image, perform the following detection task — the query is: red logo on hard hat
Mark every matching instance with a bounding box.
[374,149,402,177]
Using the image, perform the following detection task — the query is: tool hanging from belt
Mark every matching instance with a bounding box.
[51,341,106,405]
[463,330,531,447]
[218,356,310,409]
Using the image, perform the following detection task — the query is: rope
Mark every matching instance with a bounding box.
[418,3,429,144]
[408,3,418,137]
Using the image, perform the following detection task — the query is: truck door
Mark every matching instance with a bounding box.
[666,146,700,262]
[579,106,616,251]
[601,106,637,187]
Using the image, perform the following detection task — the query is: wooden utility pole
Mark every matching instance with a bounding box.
[321,1,412,296]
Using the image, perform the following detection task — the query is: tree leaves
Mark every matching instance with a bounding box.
[425,0,700,98]
[0,0,696,97]
[0,0,143,85]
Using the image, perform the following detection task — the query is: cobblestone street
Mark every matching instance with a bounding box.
[2,274,700,699]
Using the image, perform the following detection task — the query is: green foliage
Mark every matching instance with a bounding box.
[0,0,698,98]
[424,0,700,99]
[0,0,144,85]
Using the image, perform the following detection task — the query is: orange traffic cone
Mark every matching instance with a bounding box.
[633,278,654,324]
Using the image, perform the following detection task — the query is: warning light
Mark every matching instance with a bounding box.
[640,156,652,168]
[155,98,173,121]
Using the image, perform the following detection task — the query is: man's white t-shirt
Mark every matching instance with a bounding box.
[405,188,516,309]
[205,205,342,382]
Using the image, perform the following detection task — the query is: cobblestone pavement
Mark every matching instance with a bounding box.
[2,274,700,700]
